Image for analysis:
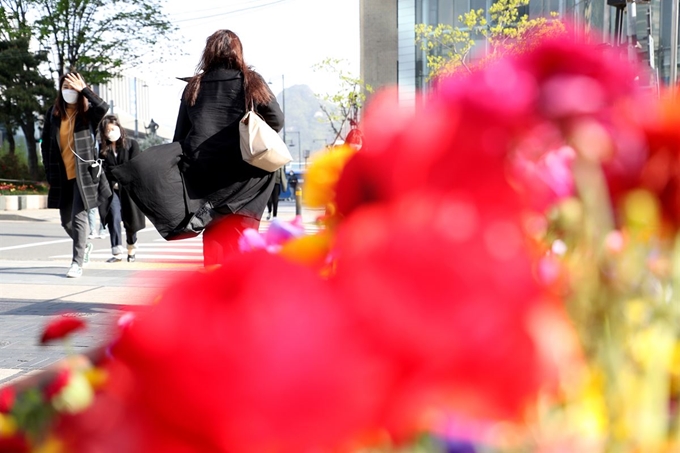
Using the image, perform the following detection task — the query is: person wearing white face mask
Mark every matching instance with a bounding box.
[41,72,111,278]
[98,115,145,262]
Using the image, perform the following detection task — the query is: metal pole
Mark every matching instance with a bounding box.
[133,77,138,138]
[295,131,301,165]
[627,0,638,62]
[603,0,610,43]
[294,184,302,216]
[281,74,286,146]
[648,6,655,70]
[671,0,679,94]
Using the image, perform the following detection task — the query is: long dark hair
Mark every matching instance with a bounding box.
[184,29,273,107]
[52,72,88,119]
[97,114,127,158]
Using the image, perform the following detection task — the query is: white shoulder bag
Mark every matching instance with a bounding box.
[239,100,292,172]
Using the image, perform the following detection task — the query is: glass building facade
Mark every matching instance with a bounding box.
[364,0,680,108]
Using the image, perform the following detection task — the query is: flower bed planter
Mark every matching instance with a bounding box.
[0,194,48,211]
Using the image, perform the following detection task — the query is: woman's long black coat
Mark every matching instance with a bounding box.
[173,68,284,220]
[102,139,146,234]
[41,88,111,210]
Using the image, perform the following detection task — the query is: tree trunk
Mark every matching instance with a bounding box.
[5,125,16,155]
[20,120,40,180]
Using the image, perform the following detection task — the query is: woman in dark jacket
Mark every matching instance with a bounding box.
[173,29,284,266]
[98,115,146,263]
[41,72,110,278]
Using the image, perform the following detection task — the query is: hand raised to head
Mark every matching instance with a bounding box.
[65,73,87,92]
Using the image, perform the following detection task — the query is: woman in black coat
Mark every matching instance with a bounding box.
[98,115,146,262]
[41,72,110,278]
[173,29,284,266]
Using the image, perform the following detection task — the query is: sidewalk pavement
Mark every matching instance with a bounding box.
[0,200,322,224]
[0,202,324,385]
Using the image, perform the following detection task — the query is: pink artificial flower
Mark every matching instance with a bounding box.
[509,143,576,211]
[117,312,136,330]
[238,217,306,253]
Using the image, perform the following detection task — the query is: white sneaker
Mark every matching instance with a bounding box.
[106,255,123,263]
[66,263,82,278]
[88,233,96,239]
[83,243,93,266]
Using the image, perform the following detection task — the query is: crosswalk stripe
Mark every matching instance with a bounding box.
[50,223,324,262]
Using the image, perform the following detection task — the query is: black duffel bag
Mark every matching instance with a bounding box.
[111,141,212,241]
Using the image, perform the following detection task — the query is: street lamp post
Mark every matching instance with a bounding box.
[287,131,301,166]
[133,77,138,138]
[671,0,679,95]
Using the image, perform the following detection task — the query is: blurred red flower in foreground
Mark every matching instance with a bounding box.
[60,252,395,453]
[43,368,71,399]
[40,314,85,344]
[332,190,555,436]
[337,33,650,219]
[0,435,29,453]
[0,386,14,413]
[639,91,680,230]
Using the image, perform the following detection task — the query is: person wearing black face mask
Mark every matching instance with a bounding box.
[41,72,110,278]
[98,115,145,262]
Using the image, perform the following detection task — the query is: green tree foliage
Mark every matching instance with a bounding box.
[137,133,165,151]
[312,58,372,143]
[415,0,565,81]
[0,0,57,179]
[0,0,180,180]
[33,0,179,84]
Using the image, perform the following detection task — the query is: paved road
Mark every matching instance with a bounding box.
[0,202,322,385]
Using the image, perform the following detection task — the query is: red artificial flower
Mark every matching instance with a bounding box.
[0,386,14,413]
[40,314,86,344]
[639,91,680,230]
[512,32,651,204]
[0,434,30,453]
[61,252,395,453]
[44,368,71,399]
[331,190,556,436]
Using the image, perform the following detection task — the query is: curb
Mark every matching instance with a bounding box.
[0,194,48,211]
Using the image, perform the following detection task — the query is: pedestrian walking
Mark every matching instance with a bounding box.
[41,72,110,278]
[87,208,106,239]
[173,29,284,266]
[266,167,288,220]
[98,115,146,262]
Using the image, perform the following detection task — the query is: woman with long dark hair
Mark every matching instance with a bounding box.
[41,72,110,278]
[98,115,145,263]
[173,29,284,266]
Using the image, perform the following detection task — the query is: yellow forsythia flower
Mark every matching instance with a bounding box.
[302,145,357,210]
[33,436,65,453]
[0,413,17,437]
[51,371,94,414]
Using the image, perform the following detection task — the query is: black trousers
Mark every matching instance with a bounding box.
[59,179,89,266]
[106,190,137,255]
[266,183,281,217]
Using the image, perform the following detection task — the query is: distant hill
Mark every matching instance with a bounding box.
[275,84,338,164]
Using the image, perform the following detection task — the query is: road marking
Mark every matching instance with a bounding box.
[0,238,71,252]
